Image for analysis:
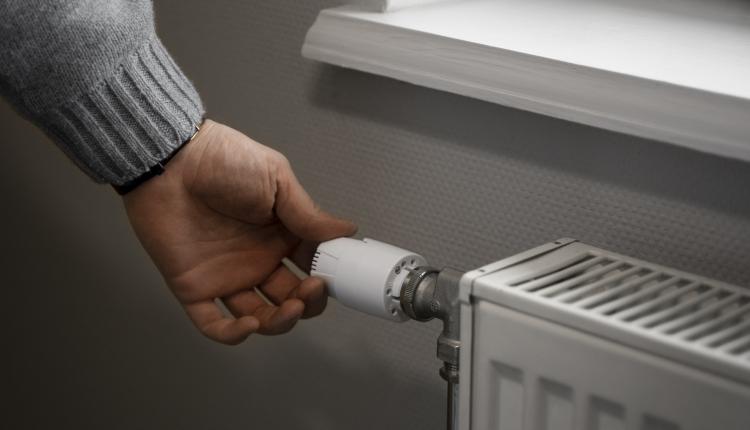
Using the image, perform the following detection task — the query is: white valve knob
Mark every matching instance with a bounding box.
[310,238,428,321]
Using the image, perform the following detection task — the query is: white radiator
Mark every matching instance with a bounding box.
[458,239,750,430]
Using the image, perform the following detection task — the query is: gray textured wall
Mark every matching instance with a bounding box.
[3,1,750,429]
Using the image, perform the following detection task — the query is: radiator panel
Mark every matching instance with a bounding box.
[470,302,750,430]
[471,241,750,386]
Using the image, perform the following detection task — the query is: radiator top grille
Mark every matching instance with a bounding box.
[472,240,750,384]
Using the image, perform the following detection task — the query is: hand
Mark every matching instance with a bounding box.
[123,120,356,345]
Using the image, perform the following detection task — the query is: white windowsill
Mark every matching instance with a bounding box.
[302,0,750,162]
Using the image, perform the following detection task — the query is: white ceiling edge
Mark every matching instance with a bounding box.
[302,1,750,163]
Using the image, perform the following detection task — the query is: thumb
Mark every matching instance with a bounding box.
[274,162,357,242]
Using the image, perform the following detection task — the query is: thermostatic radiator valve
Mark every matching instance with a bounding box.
[310,237,463,376]
[311,237,463,430]
[310,238,429,321]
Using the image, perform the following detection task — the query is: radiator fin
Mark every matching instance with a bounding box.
[491,363,525,430]
[486,361,682,430]
[539,379,574,430]
[493,242,750,378]
[587,397,625,430]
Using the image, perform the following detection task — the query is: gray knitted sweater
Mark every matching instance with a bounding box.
[0,0,205,185]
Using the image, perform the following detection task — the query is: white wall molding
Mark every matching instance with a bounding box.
[303,0,750,162]
[356,0,454,12]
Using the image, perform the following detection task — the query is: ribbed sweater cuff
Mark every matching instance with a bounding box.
[43,36,205,185]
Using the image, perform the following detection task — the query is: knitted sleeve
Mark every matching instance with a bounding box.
[0,0,205,185]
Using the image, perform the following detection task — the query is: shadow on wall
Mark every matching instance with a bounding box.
[243,316,445,430]
[308,64,750,219]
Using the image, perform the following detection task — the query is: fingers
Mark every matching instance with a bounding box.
[274,160,357,242]
[180,259,327,343]
[222,289,305,336]
[184,301,259,345]
[257,264,302,304]
[170,250,283,304]
[295,276,328,319]
[252,299,305,335]
[258,264,328,319]
[288,240,318,273]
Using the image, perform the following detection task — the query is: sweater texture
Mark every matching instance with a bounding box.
[0,0,205,185]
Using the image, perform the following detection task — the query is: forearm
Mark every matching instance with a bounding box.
[0,0,204,185]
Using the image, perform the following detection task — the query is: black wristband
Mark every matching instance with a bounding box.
[113,121,202,195]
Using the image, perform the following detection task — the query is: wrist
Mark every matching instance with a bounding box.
[112,119,205,195]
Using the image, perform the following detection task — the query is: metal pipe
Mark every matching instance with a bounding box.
[403,268,464,429]
[445,363,460,430]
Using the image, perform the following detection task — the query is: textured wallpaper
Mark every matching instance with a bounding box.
[3,1,750,429]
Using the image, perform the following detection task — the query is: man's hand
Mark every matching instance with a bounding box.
[123,120,356,345]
